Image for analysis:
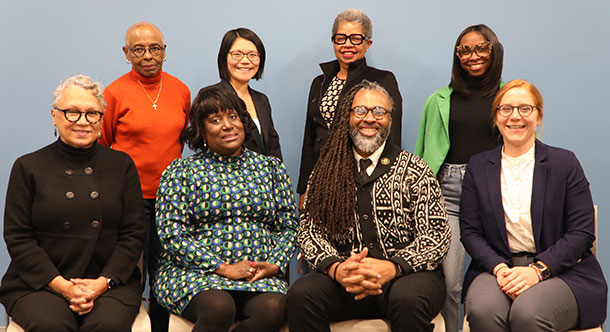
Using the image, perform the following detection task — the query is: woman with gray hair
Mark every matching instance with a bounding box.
[0,75,146,331]
[297,8,403,209]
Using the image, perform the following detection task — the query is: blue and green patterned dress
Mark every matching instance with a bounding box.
[153,148,297,314]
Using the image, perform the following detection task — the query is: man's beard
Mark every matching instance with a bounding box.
[349,124,391,155]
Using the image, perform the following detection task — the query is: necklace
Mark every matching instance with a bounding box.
[136,78,163,110]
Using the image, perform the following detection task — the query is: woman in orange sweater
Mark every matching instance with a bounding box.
[99,21,190,332]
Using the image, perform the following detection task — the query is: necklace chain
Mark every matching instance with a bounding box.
[136,78,163,110]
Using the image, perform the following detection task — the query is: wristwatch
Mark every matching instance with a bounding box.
[105,277,116,289]
[532,262,551,280]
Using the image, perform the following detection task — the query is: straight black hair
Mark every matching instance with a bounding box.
[217,28,266,81]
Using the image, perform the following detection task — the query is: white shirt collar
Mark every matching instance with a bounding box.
[353,142,387,176]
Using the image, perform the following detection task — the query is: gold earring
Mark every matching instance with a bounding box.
[98,131,103,139]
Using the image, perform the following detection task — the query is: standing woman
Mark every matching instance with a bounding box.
[199,27,282,160]
[414,24,503,332]
[460,79,607,331]
[297,8,402,209]
[99,22,191,332]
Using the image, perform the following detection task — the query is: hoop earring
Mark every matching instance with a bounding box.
[54,128,57,137]
[163,58,167,62]
[126,60,131,64]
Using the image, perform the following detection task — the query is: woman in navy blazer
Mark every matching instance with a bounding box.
[198,27,282,160]
[460,79,606,331]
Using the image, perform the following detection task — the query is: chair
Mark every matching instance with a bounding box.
[462,205,602,332]
[168,312,445,332]
[6,301,151,332]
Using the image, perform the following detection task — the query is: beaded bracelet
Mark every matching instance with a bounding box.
[529,263,544,281]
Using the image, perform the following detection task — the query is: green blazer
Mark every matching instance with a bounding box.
[415,83,504,175]
[414,86,452,175]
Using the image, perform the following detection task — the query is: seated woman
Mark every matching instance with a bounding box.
[153,88,297,332]
[0,75,146,332]
[460,79,607,331]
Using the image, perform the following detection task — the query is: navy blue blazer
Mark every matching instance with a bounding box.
[198,80,283,160]
[460,140,607,329]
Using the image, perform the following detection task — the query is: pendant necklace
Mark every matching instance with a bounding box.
[137,78,163,110]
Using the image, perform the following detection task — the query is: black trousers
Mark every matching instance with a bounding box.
[287,269,446,332]
[10,290,138,332]
[143,198,168,332]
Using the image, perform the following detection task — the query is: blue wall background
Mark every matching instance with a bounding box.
[1,0,609,315]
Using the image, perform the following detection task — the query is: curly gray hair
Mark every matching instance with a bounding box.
[53,75,105,110]
[331,9,373,39]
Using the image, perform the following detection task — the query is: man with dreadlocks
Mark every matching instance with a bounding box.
[287,80,450,332]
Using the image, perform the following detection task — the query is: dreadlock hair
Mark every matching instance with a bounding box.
[304,80,393,238]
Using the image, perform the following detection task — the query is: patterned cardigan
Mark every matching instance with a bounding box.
[299,143,450,275]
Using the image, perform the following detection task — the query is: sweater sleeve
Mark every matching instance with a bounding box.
[99,88,118,147]
[265,159,297,274]
[101,154,147,284]
[3,158,61,290]
[392,158,450,274]
[156,158,225,272]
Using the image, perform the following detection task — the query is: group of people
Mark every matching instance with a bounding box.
[0,7,606,332]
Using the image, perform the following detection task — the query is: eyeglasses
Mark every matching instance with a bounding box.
[127,45,166,57]
[497,104,537,117]
[54,107,104,124]
[455,41,492,60]
[229,51,260,62]
[351,105,390,120]
[332,34,369,45]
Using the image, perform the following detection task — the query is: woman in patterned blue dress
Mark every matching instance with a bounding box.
[153,88,297,332]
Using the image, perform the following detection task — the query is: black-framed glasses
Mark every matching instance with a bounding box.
[455,41,492,60]
[54,107,104,124]
[332,34,369,45]
[351,105,389,120]
[497,104,537,117]
[127,45,166,57]
[229,51,260,62]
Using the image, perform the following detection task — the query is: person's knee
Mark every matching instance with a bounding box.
[83,316,133,332]
[508,300,543,330]
[287,273,327,307]
[25,315,77,332]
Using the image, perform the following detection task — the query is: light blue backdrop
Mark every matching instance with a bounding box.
[1,0,609,316]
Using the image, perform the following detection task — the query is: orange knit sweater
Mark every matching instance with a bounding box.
[100,70,190,198]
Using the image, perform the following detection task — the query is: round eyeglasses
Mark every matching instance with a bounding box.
[332,34,368,45]
[351,105,389,120]
[127,45,166,58]
[497,104,537,117]
[55,108,104,124]
[455,41,492,60]
[229,51,260,62]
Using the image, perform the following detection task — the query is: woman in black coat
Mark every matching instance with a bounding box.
[198,27,282,160]
[0,75,146,332]
[297,8,402,209]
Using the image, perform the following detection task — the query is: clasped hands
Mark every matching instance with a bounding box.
[215,260,279,282]
[49,276,108,315]
[332,247,397,300]
[494,263,540,300]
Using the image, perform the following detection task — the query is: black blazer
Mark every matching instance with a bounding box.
[199,80,282,160]
[297,57,402,193]
[460,140,607,329]
[0,140,146,312]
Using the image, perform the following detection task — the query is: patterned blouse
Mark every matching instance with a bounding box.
[153,148,298,314]
[320,76,346,127]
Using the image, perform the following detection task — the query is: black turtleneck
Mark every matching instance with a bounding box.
[445,76,500,164]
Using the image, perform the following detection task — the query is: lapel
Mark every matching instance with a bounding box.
[531,140,548,251]
[485,144,510,253]
[437,87,452,143]
[354,143,401,186]
[220,79,265,150]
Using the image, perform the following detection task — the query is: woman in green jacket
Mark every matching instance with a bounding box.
[415,24,504,332]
